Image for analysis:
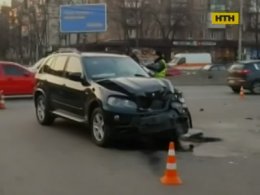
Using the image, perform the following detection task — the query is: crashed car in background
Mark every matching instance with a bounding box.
[34,49,192,147]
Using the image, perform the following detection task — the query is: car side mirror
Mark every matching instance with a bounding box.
[68,72,83,82]
[68,73,89,85]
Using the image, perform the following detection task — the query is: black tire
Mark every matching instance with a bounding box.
[35,94,55,125]
[185,108,193,129]
[90,108,112,147]
[232,87,240,94]
[251,81,260,94]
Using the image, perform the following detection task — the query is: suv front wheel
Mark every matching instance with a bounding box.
[90,108,112,147]
[251,81,260,94]
[36,95,55,125]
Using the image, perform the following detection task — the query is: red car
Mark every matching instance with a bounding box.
[0,61,36,96]
[166,67,182,77]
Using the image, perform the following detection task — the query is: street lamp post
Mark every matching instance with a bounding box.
[238,0,243,61]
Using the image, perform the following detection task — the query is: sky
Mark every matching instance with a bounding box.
[0,0,11,6]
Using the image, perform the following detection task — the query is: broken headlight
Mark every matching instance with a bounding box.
[171,102,185,113]
[174,89,186,104]
[107,97,137,110]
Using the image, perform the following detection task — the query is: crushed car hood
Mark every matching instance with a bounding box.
[96,77,171,96]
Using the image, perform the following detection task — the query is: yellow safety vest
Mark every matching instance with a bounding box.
[154,59,167,78]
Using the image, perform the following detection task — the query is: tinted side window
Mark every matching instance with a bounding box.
[255,63,260,71]
[218,66,226,71]
[41,57,55,74]
[211,66,218,71]
[3,65,26,76]
[65,57,83,79]
[51,56,68,77]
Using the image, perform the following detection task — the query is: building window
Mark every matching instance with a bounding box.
[210,31,216,40]
[200,13,206,23]
[128,29,137,38]
[210,0,226,11]
[124,0,141,8]
[187,31,193,39]
[226,31,233,40]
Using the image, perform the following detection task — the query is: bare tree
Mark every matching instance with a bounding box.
[0,14,9,59]
[109,0,151,48]
[147,0,191,41]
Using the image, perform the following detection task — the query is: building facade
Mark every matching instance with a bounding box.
[3,0,260,62]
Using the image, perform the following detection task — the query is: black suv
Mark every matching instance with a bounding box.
[227,61,260,94]
[34,50,192,147]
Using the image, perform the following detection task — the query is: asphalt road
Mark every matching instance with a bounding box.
[0,86,260,195]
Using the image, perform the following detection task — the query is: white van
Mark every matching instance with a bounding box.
[169,53,212,70]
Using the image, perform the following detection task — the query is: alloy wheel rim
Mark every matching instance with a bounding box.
[37,98,45,121]
[93,113,105,142]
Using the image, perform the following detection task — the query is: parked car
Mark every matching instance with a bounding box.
[34,50,192,147]
[227,60,260,94]
[201,64,228,79]
[28,57,45,73]
[0,61,36,96]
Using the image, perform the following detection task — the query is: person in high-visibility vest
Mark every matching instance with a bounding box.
[153,51,167,78]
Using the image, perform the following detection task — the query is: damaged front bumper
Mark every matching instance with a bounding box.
[103,109,189,136]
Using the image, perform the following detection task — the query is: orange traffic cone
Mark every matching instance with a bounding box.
[0,90,6,110]
[240,86,245,100]
[160,142,182,185]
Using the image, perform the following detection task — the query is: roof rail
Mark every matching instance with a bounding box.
[56,48,80,54]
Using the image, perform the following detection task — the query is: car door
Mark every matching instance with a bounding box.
[0,64,6,93]
[209,65,227,79]
[62,56,86,116]
[1,63,34,95]
[47,55,68,110]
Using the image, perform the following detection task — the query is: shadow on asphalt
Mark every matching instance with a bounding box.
[51,119,92,140]
[50,119,170,152]
[111,138,169,152]
[47,119,221,154]
[42,119,197,176]
[5,97,33,101]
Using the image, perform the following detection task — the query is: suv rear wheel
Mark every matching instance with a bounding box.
[251,81,260,94]
[36,95,55,125]
[90,108,112,147]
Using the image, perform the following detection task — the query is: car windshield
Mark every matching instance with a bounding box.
[83,56,149,80]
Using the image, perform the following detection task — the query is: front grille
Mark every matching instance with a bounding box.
[136,90,170,110]
[137,97,164,109]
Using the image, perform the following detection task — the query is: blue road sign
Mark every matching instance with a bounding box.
[60,4,107,33]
